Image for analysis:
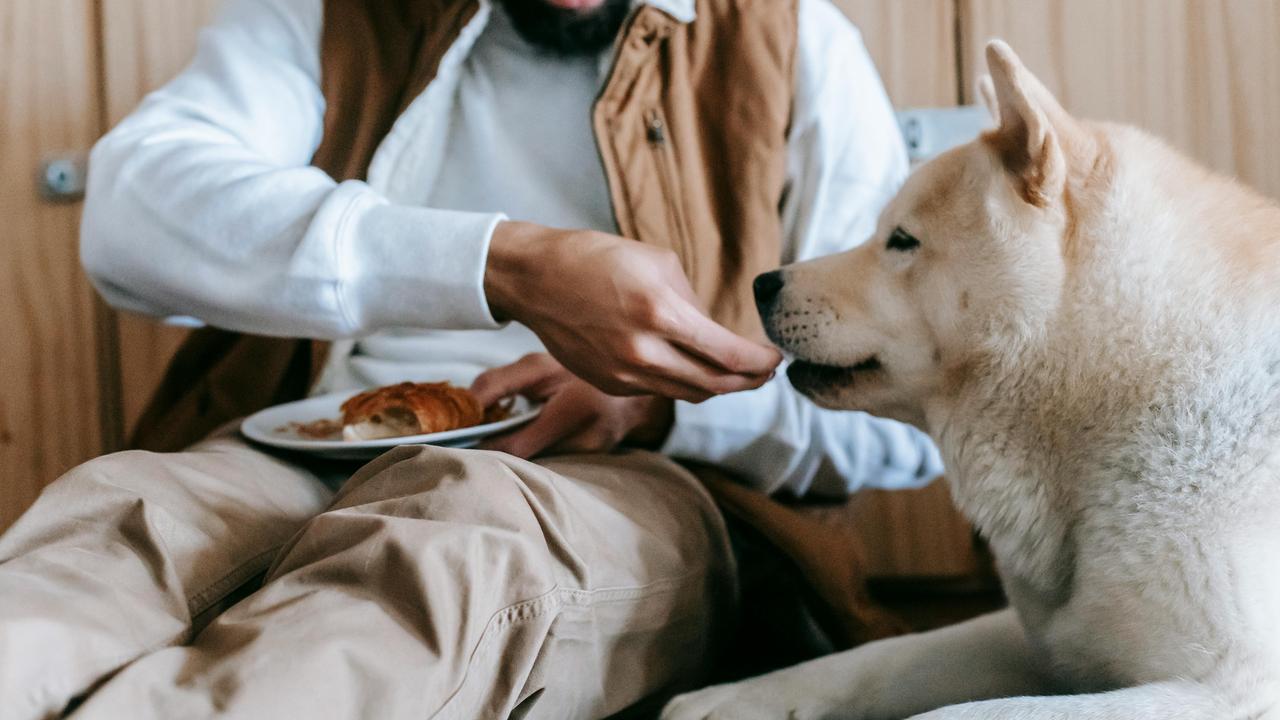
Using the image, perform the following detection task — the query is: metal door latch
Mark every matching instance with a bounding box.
[39,154,88,202]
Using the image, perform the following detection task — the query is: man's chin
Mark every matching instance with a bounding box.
[499,0,629,56]
[541,0,606,9]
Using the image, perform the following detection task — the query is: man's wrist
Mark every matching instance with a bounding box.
[484,220,543,323]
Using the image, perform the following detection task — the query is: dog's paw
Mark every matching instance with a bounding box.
[660,683,766,720]
[661,679,832,720]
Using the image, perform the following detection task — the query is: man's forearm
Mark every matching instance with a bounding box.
[83,122,506,339]
[81,0,507,339]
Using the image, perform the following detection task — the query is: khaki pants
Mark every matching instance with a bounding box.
[0,431,736,720]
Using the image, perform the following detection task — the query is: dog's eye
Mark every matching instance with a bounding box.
[886,227,921,252]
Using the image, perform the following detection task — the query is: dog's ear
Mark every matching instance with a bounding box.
[983,40,1072,207]
[976,75,999,121]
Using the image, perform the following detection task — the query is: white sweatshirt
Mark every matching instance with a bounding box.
[81,0,944,497]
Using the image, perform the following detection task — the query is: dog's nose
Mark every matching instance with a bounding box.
[753,271,784,312]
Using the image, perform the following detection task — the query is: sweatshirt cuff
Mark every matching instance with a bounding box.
[338,192,505,332]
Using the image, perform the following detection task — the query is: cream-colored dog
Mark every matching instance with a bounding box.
[663,40,1280,720]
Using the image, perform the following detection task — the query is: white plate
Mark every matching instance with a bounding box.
[240,391,540,460]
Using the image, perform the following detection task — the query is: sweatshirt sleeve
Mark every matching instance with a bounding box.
[660,0,944,497]
[80,0,503,338]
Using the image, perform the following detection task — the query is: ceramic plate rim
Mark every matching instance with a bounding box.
[240,390,540,453]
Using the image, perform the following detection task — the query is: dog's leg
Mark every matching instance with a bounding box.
[661,609,1047,720]
[906,680,1232,720]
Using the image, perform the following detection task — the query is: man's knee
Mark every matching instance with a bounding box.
[51,449,179,497]
[264,446,572,599]
[21,433,275,517]
[333,445,557,527]
[1,450,180,555]
[2,442,326,575]
[270,446,730,601]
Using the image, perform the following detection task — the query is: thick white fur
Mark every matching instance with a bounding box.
[663,40,1280,719]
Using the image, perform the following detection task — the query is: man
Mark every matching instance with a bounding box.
[0,0,942,717]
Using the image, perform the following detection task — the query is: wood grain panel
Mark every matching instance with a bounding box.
[961,0,1280,200]
[99,0,221,435]
[0,1,104,528]
[829,0,978,579]
[834,0,959,108]
[847,482,977,577]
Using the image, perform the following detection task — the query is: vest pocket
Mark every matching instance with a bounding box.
[644,107,695,277]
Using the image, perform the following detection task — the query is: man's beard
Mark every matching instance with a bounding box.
[497,0,633,57]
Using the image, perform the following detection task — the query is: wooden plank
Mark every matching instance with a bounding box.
[834,0,959,107]
[100,0,223,125]
[0,1,104,528]
[847,482,978,577]
[827,0,978,579]
[960,0,1280,200]
[115,315,189,437]
[99,0,222,435]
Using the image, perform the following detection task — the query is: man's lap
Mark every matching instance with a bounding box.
[1,436,735,719]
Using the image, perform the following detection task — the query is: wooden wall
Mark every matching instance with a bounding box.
[99,1,221,436]
[838,0,959,108]
[960,0,1280,201]
[0,1,106,529]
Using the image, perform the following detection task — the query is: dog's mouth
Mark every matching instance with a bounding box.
[786,355,882,390]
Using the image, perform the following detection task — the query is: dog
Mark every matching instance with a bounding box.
[662,40,1280,719]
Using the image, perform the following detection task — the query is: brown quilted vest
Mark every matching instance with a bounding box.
[130,0,797,453]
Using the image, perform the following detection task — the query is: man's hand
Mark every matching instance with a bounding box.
[471,353,673,459]
[484,221,781,403]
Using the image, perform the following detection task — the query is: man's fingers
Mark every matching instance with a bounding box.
[627,337,772,400]
[642,371,769,401]
[669,309,782,377]
[561,346,712,401]
[479,397,592,459]
[635,375,714,404]
[471,353,559,407]
[653,291,781,376]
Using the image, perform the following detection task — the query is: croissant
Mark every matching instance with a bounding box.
[340,382,485,441]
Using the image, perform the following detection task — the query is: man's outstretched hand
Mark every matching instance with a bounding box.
[484,221,781,403]
[471,353,673,459]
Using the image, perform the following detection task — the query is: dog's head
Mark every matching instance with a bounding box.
[759,41,1097,427]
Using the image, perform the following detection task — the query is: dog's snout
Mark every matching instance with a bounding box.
[753,271,784,313]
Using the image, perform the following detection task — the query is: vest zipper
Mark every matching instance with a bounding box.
[591,7,644,239]
[645,107,694,275]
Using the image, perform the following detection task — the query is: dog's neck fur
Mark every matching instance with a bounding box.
[927,124,1280,610]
